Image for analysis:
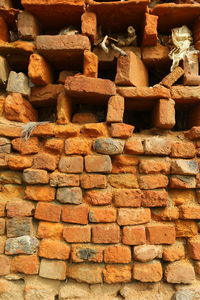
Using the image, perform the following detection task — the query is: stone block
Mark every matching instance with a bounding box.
[6,72,31,97]
[5,236,39,255]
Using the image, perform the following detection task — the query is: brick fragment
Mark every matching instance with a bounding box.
[35,202,61,222]
[104,245,131,263]
[6,200,34,217]
[104,265,132,283]
[118,208,151,226]
[56,187,82,204]
[83,50,98,78]
[170,175,196,189]
[84,189,112,206]
[18,11,41,40]
[67,263,103,284]
[146,223,176,244]
[115,51,148,87]
[114,189,143,207]
[57,92,72,125]
[65,137,91,155]
[23,168,49,184]
[7,217,33,238]
[5,236,39,255]
[0,17,8,41]
[0,255,10,275]
[110,123,134,139]
[63,225,91,243]
[62,205,89,224]
[171,142,196,158]
[39,239,70,260]
[71,244,103,263]
[162,243,185,262]
[139,174,169,189]
[142,13,158,46]
[81,11,97,43]
[44,138,64,154]
[12,137,39,155]
[81,174,107,189]
[133,261,162,282]
[153,99,175,129]
[24,185,56,202]
[124,137,144,154]
[50,171,79,187]
[142,189,169,207]
[93,138,124,155]
[58,156,83,173]
[28,53,52,86]
[122,225,146,245]
[12,255,39,275]
[165,260,195,284]
[175,220,198,238]
[39,259,66,280]
[160,66,184,88]
[37,222,63,239]
[139,159,170,174]
[7,155,33,170]
[6,73,31,97]
[92,224,120,244]
[85,155,112,173]
[108,174,139,188]
[106,95,124,123]
[133,245,162,262]
[89,207,116,223]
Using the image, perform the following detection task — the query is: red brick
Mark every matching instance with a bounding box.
[104,245,131,263]
[124,137,144,155]
[110,123,134,139]
[28,53,53,86]
[175,220,198,238]
[6,200,34,217]
[139,159,170,174]
[117,208,151,226]
[92,224,120,244]
[142,13,158,46]
[84,189,112,206]
[12,254,39,275]
[80,174,107,189]
[65,137,91,155]
[160,66,184,88]
[142,43,169,66]
[37,222,63,239]
[35,202,61,222]
[179,205,200,219]
[67,263,103,284]
[50,171,79,187]
[171,142,196,158]
[71,244,103,263]
[83,50,98,78]
[24,185,56,202]
[115,51,148,87]
[32,152,57,171]
[113,189,143,207]
[146,224,176,244]
[0,255,10,275]
[111,154,138,174]
[106,95,124,123]
[142,189,169,207]
[139,174,169,189]
[108,174,139,188]
[11,137,39,155]
[153,99,175,129]
[63,225,91,243]
[85,155,112,173]
[44,138,64,154]
[122,225,146,245]
[62,205,89,225]
[58,156,83,173]
[81,11,97,43]
[104,265,132,283]
[39,239,70,260]
[133,261,162,282]
[0,17,9,42]
[89,207,116,223]
[23,168,49,184]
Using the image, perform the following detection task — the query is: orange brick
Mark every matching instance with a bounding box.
[0,255,10,275]
[133,261,162,282]
[160,66,184,88]
[59,156,83,173]
[179,205,200,219]
[80,123,108,138]
[80,174,107,189]
[170,175,196,189]
[38,239,70,260]
[50,172,80,187]
[65,137,91,155]
[104,265,132,283]
[185,126,200,140]
[44,138,64,154]
[92,224,120,244]
[28,53,53,86]
[139,159,170,174]
[142,189,169,207]
[35,202,61,222]
[142,13,158,46]
[85,155,112,173]
[12,254,39,274]
[57,92,72,125]
[108,174,139,188]
[6,200,34,217]
[187,235,200,260]
[89,207,116,223]
[81,11,97,43]
[37,222,63,239]
[152,207,179,221]
[7,155,33,170]
[11,137,39,155]
[0,201,6,217]
[104,245,131,263]
[171,142,196,158]
[32,152,57,171]
[0,219,5,235]
[83,50,98,78]
[122,226,146,245]
[71,244,103,263]
[67,263,103,284]
[110,123,134,139]
[55,124,79,138]
[63,225,91,243]
[113,189,143,207]
[162,243,185,261]
[139,174,169,189]
[175,220,198,238]
[24,185,56,202]
[117,208,151,226]
[62,205,89,224]
[124,137,144,154]
[106,95,124,123]
[84,189,112,206]
[170,190,195,206]
[146,224,176,244]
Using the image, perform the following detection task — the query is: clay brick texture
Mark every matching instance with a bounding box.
[1,0,200,296]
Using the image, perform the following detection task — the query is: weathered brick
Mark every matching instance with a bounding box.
[6,200,34,217]
[0,153,7,169]
[0,201,6,217]
[0,170,22,184]
[18,11,41,40]
[153,99,175,129]
[165,260,195,284]
[83,50,98,78]
[162,243,185,262]
[104,265,132,283]
[28,53,52,85]
[0,236,6,254]
[171,159,199,175]
[133,245,162,262]
[111,154,138,174]
[32,153,57,171]
[50,171,79,187]
[179,205,200,219]
[170,190,195,206]
[0,17,8,41]
[63,225,91,243]
[122,226,146,245]
[38,239,70,260]
[72,111,98,124]
[146,224,176,244]
[0,137,11,154]
[142,189,169,207]
[58,156,83,173]
[106,95,124,123]
[104,245,131,263]
[92,224,120,244]
[5,236,39,255]
[80,123,108,138]
[170,175,196,189]
[152,207,179,221]
[110,123,134,139]
[185,126,200,140]
[139,159,170,174]
[65,138,91,155]
[37,222,63,240]
[55,124,79,138]
[187,235,200,260]
[7,155,33,170]
[71,244,103,263]
[108,174,139,188]
[0,255,10,275]
[84,189,112,206]
[39,258,66,280]
[142,13,158,46]
[85,155,112,173]
[81,11,97,43]
[139,174,169,189]
[32,123,56,137]
[62,205,89,224]
[24,185,55,202]
[67,263,103,284]
[7,217,33,237]
[12,255,39,275]
[35,202,61,222]
[89,207,117,223]
[23,168,49,184]
[11,137,39,155]
[0,218,5,235]
[171,142,196,158]
[133,261,162,282]
[93,138,124,155]
[57,187,82,204]
[81,174,107,189]
[43,138,64,154]
[124,137,144,155]
[175,220,198,238]
[117,208,151,226]
[114,189,143,207]
[144,136,171,156]
[160,66,184,88]
[0,57,9,88]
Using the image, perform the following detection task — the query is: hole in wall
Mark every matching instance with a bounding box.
[124,109,153,132]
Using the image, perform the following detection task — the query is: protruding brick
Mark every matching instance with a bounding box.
[142,189,169,207]
[18,11,41,40]
[110,123,134,139]
[24,185,56,202]
[81,11,97,43]
[142,13,158,46]
[23,168,49,184]
[104,265,132,283]
[81,174,107,189]
[139,174,169,189]
[59,156,83,173]
[92,224,120,244]
[118,208,151,226]
[12,137,39,155]
[57,92,72,125]
[57,187,82,204]
[170,175,196,189]
[65,137,91,155]
[108,174,139,188]
[37,222,63,239]
[39,259,66,280]
[67,263,103,284]
[7,217,33,238]
[12,255,39,275]
[142,43,170,66]
[146,223,176,244]
[122,226,146,245]
[163,243,185,262]
[6,72,31,97]
[81,123,108,138]
[83,50,98,78]
[39,239,70,260]
[144,136,171,156]
[114,189,143,207]
[133,261,162,282]
[175,220,198,238]
[165,260,195,284]
[35,202,61,222]
[115,51,148,87]
[50,171,79,187]
[171,142,196,158]
[160,66,184,88]
[153,99,175,129]
[133,245,162,262]
[6,200,34,217]
[85,155,112,173]
[71,244,103,263]
[89,207,116,223]
[62,205,89,225]
[84,189,112,206]
[93,138,124,155]
[63,225,91,243]
[28,53,52,86]
[104,245,131,263]
[106,95,124,123]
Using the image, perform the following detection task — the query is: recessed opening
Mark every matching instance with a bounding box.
[172,107,190,131]
[98,59,117,81]
[148,64,171,86]
[124,109,153,132]
[72,103,107,123]
[37,105,57,122]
